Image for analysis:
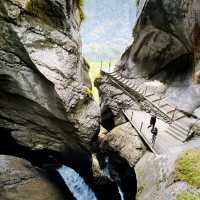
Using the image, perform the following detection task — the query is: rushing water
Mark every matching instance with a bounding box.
[102,156,125,200]
[57,165,97,200]
[118,186,125,200]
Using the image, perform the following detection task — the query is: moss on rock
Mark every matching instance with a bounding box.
[76,0,85,22]
[176,191,200,200]
[175,149,200,188]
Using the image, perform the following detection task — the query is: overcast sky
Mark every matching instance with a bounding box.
[81,0,137,62]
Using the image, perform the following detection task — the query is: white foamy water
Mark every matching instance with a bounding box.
[118,186,125,200]
[57,165,97,200]
[102,156,125,200]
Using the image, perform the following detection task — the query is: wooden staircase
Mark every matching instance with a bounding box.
[102,70,196,142]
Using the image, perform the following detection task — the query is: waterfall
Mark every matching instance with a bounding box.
[117,186,125,200]
[102,156,125,200]
[57,165,97,200]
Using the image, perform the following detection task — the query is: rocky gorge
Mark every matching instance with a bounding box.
[0,0,200,200]
[0,0,101,199]
[98,0,200,200]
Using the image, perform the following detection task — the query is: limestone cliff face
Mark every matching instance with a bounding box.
[118,0,200,113]
[0,155,70,200]
[121,0,196,77]
[0,0,100,153]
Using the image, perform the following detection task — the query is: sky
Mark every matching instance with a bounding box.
[80,0,137,62]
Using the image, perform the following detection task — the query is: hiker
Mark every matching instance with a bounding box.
[148,115,157,129]
[151,127,158,145]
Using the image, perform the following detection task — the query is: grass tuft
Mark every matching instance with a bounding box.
[176,191,200,200]
[175,149,200,188]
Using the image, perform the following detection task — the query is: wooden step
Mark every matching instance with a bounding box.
[145,93,154,98]
[147,95,162,102]
[159,101,168,108]
[172,121,190,132]
[174,113,186,121]
[165,129,185,142]
[136,88,143,93]
[161,105,175,114]
[168,126,188,137]
[169,112,186,121]
[112,74,120,78]
[129,83,136,89]
[140,88,146,95]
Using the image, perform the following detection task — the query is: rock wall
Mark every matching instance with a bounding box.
[0,155,75,200]
[0,0,100,199]
[96,75,138,127]
[118,0,200,113]
[121,0,196,77]
[0,0,100,152]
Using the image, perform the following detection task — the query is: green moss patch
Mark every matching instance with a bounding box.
[76,0,85,22]
[176,192,200,200]
[175,149,200,188]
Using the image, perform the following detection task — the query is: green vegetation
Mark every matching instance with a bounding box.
[88,60,101,104]
[176,192,200,200]
[77,0,85,22]
[84,87,93,98]
[87,59,117,104]
[136,185,145,199]
[175,149,200,188]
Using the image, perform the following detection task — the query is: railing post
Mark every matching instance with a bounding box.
[144,86,147,96]
[140,121,143,132]
[131,111,134,121]
[171,107,176,122]
[158,96,162,107]
[109,60,111,73]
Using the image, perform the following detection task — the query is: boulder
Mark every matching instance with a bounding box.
[99,123,146,167]
[121,0,198,78]
[117,0,200,113]
[0,155,71,200]
[135,148,200,200]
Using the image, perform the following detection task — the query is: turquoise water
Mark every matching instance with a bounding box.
[57,165,97,200]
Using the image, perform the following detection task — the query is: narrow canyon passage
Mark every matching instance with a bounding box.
[0,0,200,200]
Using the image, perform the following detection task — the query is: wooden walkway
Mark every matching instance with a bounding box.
[102,70,198,154]
[123,110,183,154]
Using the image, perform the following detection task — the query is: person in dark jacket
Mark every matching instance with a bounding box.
[148,115,157,129]
[151,127,158,146]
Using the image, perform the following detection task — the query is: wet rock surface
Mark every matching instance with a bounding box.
[0,0,100,152]
[135,146,200,200]
[96,151,138,200]
[118,0,200,113]
[97,75,139,127]
[99,122,146,167]
[0,0,100,199]
[0,155,74,200]
[97,1,200,200]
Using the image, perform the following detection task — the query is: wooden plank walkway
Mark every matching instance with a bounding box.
[101,70,198,154]
[123,110,182,154]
